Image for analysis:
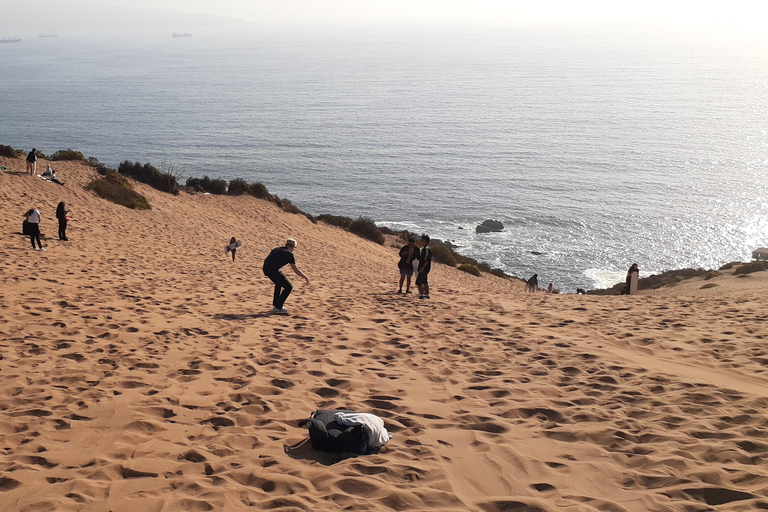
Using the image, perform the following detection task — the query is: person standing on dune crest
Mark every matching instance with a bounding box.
[26,149,37,175]
[262,238,309,314]
[397,237,420,294]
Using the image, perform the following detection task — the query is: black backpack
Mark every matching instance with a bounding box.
[298,409,371,454]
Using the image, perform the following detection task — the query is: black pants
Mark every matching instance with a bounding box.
[28,224,42,249]
[267,271,292,309]
[58,219,67,240]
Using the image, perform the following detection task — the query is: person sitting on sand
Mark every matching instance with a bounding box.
[262,238,309,314]
[397,237,420,294]
[26,149,37,175]
[416,235,432,300]
[526,274,538,292]
[24,208,45,251]
[226,237,241,262]
[56,201,70,241]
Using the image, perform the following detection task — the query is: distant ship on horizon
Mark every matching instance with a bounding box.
[0,37,21,43]
[172,32,192,38]
[39,34,58,38]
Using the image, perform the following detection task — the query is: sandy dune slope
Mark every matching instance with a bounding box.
[1,156,767,511]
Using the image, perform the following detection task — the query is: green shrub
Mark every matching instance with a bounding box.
[119,161,180,195]
[458,264,481,276]
[379,225,397,236]
[227,178,250,196]
[87,171,150,210]
[477,262,492,273]
[703,271,722,280]
[50,149,85,161]
[733,261,768,275]
[186,175,227,195]
[349,217,385,245]
[700,283,719,289]
[0,145,21,158]
[85,156,111,175]
[490,268,509,278]
[430,243,456,266]
[719,261,740,271]
[317,214,354,229]
[248,182,272,200]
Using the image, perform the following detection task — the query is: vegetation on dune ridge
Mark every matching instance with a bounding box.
[119,161,180,195]
[87,171,151,210]
[588,260,768,294]
[5,144,553,283]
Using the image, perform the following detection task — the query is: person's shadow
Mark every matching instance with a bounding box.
[213,312,273,321]
[283,439,357,466]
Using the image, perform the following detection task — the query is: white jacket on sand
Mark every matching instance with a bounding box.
[333,412,392,448]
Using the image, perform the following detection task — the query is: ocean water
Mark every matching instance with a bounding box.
[2,25,767,291]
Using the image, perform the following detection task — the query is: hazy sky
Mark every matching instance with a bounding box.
[21,0,768,29]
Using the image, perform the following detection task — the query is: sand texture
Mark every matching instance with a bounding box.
[1,156,768,511]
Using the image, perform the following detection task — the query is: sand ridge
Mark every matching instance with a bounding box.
[1,156,768,511]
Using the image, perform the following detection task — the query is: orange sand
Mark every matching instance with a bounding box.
[1,156,767,511]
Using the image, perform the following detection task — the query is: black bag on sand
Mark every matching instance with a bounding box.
[299,409,370,454]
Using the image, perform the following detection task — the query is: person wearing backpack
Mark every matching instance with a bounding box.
[26,149,37,175]
[262,238,309,314]
[396,237,420,294]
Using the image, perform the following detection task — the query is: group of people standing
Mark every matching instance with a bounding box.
[22,201,70,251]
[397,235,432,299]
[233,234,433,316]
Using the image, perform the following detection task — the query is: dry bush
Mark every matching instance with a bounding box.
[458,264,481,276]
[87,171,150,210]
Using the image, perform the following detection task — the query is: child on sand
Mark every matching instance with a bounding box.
[226,237,241,262]
[416,235,432,300]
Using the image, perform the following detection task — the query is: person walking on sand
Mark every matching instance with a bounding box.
[226,237,241,262]
[547,282,553,293]
[26,149,37,175]
[24,208,45,251]
[416,235,432,300]
[397,237,420,294]
[526,274,538,292]
[625,263,639,295]
[56,201,69,241]
[262,238,309,314]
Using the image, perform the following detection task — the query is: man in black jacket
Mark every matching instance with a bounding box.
[262,238,309,314]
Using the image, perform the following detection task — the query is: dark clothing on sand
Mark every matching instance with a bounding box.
[28,223,42,249]
[26,151,37,163]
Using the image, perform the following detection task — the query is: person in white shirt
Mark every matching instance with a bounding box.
[24,208,45,251]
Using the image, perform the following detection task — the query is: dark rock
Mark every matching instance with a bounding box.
[476,219,504,233]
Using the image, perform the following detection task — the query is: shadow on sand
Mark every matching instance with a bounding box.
[283,439,357,466]
[213,312,274,321]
